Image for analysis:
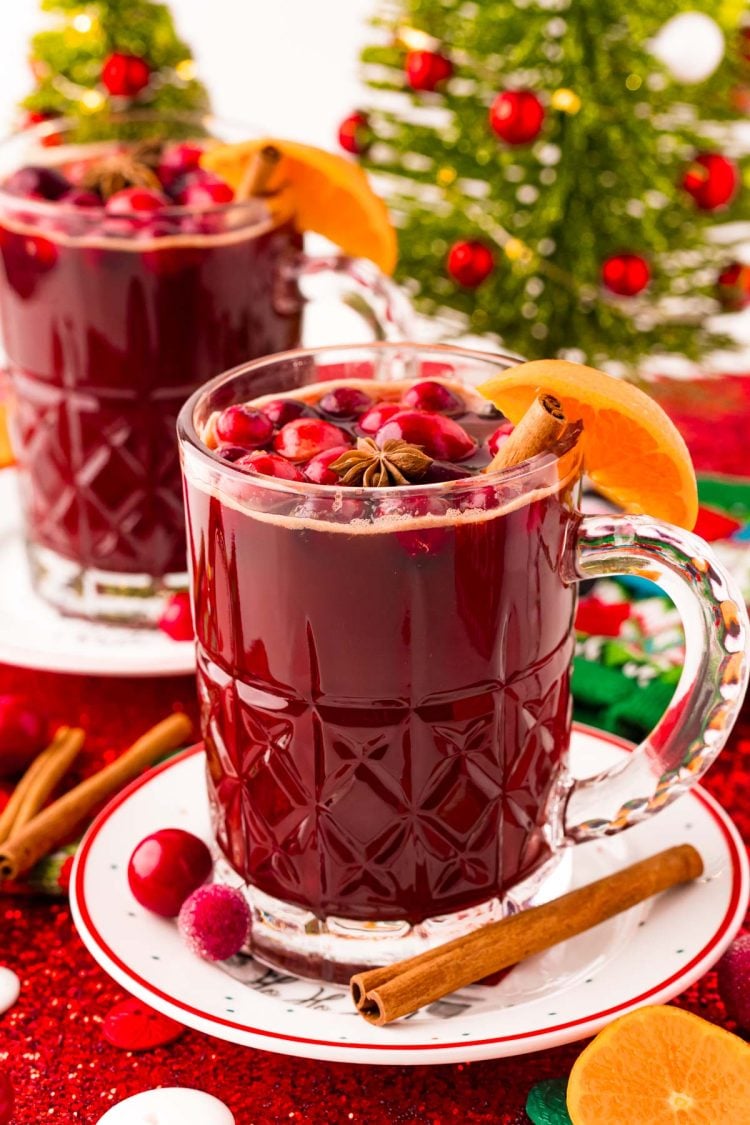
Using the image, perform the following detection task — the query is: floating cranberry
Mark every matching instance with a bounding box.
[423,461,471,483]
[158,142,204,187]
[237,451,306,481]
[488,421,514,457]
[0,696,47,777]
[157,592,194,642]
[358,401,402,435]
[376,410,477,462]
[274,418,350,462]
[4,165,70,201]
[105,187,169,216]
[304,445,352,484]
[319,385,373,419]
[215,404,274,449]
[216,444,250,462]
[61,188,102,208]
[178,883,250,961]
[128,828,213,917]
[261,398,309,427]
[174,173,234,208]
[402,380,464,415]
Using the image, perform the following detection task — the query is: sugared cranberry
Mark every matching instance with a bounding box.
[376,410,477,462]
[128,828,213,918]
[274,418,351,462]
[358,401,402,435]
[215,404,274,449]
[158,142,204,186]
[4,165,70,201]
[174,173,234,208]
[319,386,373,419]
[261,398,309,428]
[237,451,307,481]
[105,187,169,216]
[61,188,102,208]
[157,592,194,642]
[304,445,351,485]
[488,421,514,457]
[402,380,464,415]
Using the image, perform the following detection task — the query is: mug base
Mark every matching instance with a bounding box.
[27,541,187,626]
[214,852,573,985]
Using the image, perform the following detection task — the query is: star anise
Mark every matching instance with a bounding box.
[80,139,165,200]
[330,437,432,487]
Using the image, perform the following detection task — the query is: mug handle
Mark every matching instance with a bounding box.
[562,513,749,840]
[278,252,415,341]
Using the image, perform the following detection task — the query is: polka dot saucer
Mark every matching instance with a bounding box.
[71,726,748,1066]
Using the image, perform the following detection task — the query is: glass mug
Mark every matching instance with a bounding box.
[178,343,748,983]
[0,114,410,623]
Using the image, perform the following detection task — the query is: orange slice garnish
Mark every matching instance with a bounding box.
[478,359,698,529]
[201,139,397,274]
[0,401,14,468]
[566,1005,750,1124]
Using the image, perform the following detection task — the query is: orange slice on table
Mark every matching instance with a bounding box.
[201,139,397,274]
[566,1005,750,1124]
[478,359,698,529]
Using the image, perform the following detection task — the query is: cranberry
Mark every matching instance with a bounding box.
[424,461,471,483]
[402,380,464,415]
[4,165,70,201]
[216,443,250,462]
[261,398,309,428]
[319,385,373,419]
[158,592,194,641]
[215,404,274,449]
[61,188,102,208]
[105,187,169,216]
[358,401,402,435]
[274,418,351,462]
[128,828,213,917]
[0,696,47,777]
[158,142,204,187]
[237,451,306,481]
[376,410,477,462]
[174,173,234,208]
[304,445,351,484]
[487,421,514,457]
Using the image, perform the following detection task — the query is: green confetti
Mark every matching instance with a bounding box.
[526,1078,572,1125]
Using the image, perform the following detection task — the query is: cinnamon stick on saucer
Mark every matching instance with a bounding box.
[0,726,84,844]
[485,392,568,473]
[351,844,703,1026]
[0,712,192,881]
[236,144,281,201]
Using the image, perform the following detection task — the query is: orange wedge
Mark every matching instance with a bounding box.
[566,1005,750,1124]
[201,139,397,274]
[0,401,14,468]
[478,359,698,529]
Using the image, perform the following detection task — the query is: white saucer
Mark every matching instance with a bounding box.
[0,470,195,677]
[70,726,748,1065]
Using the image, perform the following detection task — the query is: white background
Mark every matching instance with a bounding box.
[0,0,372,144]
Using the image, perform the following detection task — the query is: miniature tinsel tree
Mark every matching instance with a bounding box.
[344,1,750,369]
[21,0,209,132]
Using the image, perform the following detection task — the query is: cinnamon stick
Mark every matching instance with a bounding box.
[0,727,84,844]
[0,712,192,881]
[236,144,281,201]
[485,393,568,473]
[351,844,703,1025]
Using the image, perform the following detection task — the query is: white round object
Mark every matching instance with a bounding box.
[70,729,748,1066]
[0,471,195,677]
[651,12,725,83]
[0,967,20,1014]
[97,1088,234,1125]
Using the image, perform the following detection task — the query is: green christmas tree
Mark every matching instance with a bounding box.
[352,0,750,369]
[21,0,209,131]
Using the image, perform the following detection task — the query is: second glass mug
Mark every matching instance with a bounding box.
[0,113,411,623]
[178,343,749,983]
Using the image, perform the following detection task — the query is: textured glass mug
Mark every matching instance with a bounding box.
[178,343,749,983]
[0,113,410,624]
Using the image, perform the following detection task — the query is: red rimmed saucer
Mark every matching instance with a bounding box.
[70,726,748,1065]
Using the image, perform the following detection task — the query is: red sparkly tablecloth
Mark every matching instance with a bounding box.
[0,661,748,1125]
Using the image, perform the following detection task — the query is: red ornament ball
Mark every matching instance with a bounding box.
[682,153,739,211]
[158,592,194,642]
[0,696,47,777]
[103,997,185,1051]
[738,26,750,64]
[489,90,545,145]
[405,50,453,92]
[128,828,213,917]
[0,1071,13,1125]
[338,111,373,156]
[446,240,495,287]
[601,253,651,297]
[101,52,151,98]
[717,262,750,311]
[717,931,750,1029]
[178,883,251,961]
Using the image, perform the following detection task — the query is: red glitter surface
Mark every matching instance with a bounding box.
[0,661,748,1125]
